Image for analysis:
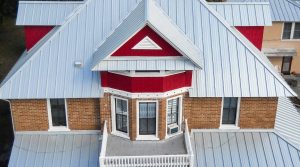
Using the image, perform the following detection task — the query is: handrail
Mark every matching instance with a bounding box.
[99,120,108,167]
[184,119,194,167]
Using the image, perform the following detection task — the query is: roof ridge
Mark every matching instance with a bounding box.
[197,0,296,96]
[286,0,300,9]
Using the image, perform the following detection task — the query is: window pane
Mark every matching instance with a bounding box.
[282,23,292,39]
[167,98,179,125]
[139,102,156,135]
[293,23,300,39]
[50,99,67,126]
[115,98,128,133]
[222,98,238,125]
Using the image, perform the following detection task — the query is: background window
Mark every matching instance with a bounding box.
[115,98,128,133]
[222,98,238,125]
[282,23,292,39]
[293,23,300,39]
[50,99,67,127]
[167,98,179,125]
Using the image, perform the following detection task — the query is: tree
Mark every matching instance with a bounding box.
[0,0,18,24]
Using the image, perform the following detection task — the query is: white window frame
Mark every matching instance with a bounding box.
[281,22,300,41]
[165,95,183,139]
[219,97,241,130]
[47,99,70,131]
[136,100,159,141]
[111,96,130,139]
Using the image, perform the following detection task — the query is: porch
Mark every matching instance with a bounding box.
[99,120,194,167]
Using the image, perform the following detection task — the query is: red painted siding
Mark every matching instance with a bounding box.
[101,71,192,92]
[24,26,54,50]
[235,26,264,50]
[112,25,182,56]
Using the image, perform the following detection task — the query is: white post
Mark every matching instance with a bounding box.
[99,120,108,167]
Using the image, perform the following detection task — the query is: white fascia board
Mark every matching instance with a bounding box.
[147,0,203,69]
[91,0,147,70]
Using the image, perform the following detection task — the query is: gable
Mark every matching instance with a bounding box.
[0,0,296,99]
[112,26,182,56]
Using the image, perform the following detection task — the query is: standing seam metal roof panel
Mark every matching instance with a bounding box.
[275,97,300,148]
[192,131,300,167]
[16,1,83,25]
[227,0,300,22]
[208,2,272,26]
[155,0,295,97]
[8,132,100,167]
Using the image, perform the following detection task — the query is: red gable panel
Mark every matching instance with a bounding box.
[112,25,182,56]
[235,26,264,50]
[24,26,54,50]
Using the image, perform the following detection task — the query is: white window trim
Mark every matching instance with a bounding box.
[219,97,241,130]
[165,95,183,139]
[47,99,70,132]
[136,100,159,141]
[281,22,300,41]
[111,96,130,139]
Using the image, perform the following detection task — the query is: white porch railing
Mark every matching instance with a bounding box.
[102,154,192,167]
[184,119,194,167]
[99,120,194,167]
[99,120,108,167]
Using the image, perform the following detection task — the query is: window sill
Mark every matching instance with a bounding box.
[48,127,70,132]
[281,39,300,42]
[136,135,159,141]
[111,131,130,139]
[219,125,240,130]
[165,131,183,139]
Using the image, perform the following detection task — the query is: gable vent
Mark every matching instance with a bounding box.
[132,36,162,50]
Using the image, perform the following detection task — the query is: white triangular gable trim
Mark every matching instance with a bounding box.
[132,36,162,50]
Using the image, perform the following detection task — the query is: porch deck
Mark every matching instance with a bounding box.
[106,134,187,156]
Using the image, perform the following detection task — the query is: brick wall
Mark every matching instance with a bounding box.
[239,97,278,129]
[99,93,112,132]
[183,95,222,129]
[129,99,137,140]
[67,98,100,130]
[10,100,48,131]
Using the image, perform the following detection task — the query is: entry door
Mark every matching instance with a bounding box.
[139,102,156,135]
[282,57,293,75]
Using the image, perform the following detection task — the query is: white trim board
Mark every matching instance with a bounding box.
[47,99,70,132]
[136,100,159,141]
[110,96,130,139]
[102,87,189,99]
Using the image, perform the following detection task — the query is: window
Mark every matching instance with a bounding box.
[167,98,179,125]
[221,98,239,126]
[48,99,68,130]
[282,22,300,40]
[139,102,156,135]
[115,98,128,133]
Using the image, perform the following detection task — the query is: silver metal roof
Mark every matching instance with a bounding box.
[9,131,100,167]
[275,97,300,148]
[91,0,204,71]
[228,0,300,22]
[208,2,272,26]
[192,130,300,167]
[16,1,83,25]
[0,0,296,99]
